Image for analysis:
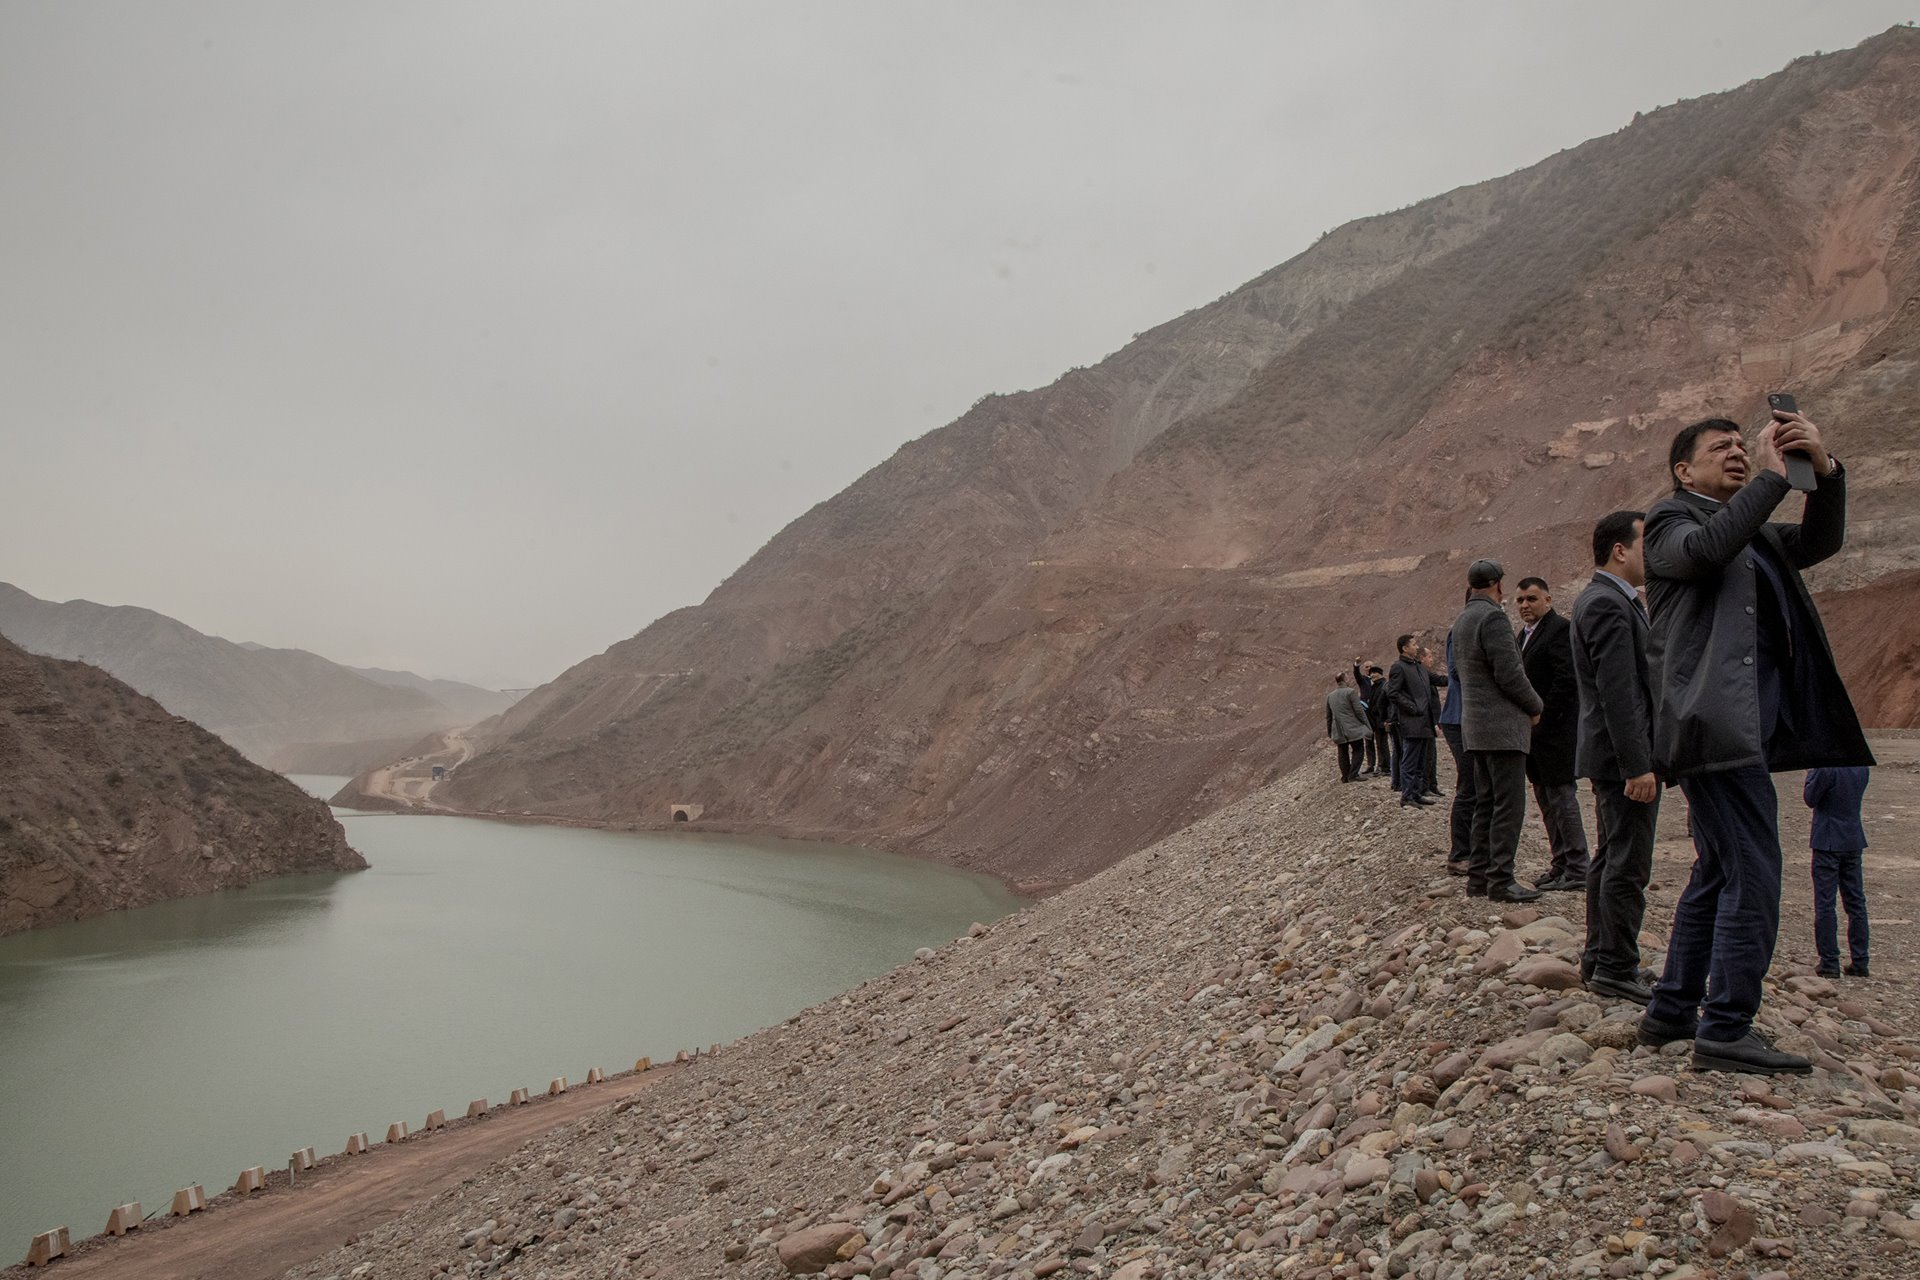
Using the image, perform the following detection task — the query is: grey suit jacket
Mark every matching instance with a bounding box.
[1452,596,1542,753]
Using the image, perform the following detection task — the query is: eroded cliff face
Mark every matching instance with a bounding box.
[0,635,366,935]
[412,31,1920,888]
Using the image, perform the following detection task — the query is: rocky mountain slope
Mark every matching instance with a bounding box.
[396,30,1920,889]
[0,583,515,774]
[0,634,365,935]
[288,746,1920,1280]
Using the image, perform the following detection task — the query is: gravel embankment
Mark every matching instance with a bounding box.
[288,754,1920,1280]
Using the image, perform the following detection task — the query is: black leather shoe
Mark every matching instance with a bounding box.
[1693,1030,1812,1076]
[1489,883,1542,903]
[1400,796,1435,807]
[1586,974,1654,1006]
[1816,963,1842,979]
[1636,1012,1697,1047]
[1465,885,1489,898]
[1533,875,1583,892]
[1445,861,1470,876]
[1844,962,1871,978]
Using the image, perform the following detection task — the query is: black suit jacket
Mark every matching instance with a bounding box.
[1518,609,1578,785]
[1570,576,1653,783]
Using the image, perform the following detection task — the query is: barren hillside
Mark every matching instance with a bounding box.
[0,634,366,936]
[374,30,1920,888]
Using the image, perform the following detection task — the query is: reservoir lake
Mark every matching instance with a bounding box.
[0,778,1025,1251]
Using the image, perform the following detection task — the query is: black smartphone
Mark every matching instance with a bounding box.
[1767,392,1818,491]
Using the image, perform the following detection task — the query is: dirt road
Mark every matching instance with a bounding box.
[355,729,473,811]
[11,1068,667,1280]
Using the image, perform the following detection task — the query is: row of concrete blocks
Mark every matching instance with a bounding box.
[20,1052,714,1267]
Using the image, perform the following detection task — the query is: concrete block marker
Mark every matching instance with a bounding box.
[291,1146,316,1171]
[386,1121,409,1144]
[168,1185,207,1216]
[634,1056,652,1073]
[232,1166,266,1195]
[466,1098,488,1119]
[509,1087,530,1106]
[24,1226,70,1267]
[105,1203,143,1237]
[586,1066,605,1084]
[548,1076,567,1096]
[675,1049,690,1063]
[423,1108,447,1131]
[344,1133,370,1155]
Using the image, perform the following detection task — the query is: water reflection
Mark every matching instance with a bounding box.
[0,782,1024,1250]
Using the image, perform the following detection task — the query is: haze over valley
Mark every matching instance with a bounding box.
[6,7,1920,1278]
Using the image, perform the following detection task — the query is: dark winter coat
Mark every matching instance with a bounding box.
[1383,655,1439,739]
[1643,469,1872,778]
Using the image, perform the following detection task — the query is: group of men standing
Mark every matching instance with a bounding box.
[1328,406,1874,1076]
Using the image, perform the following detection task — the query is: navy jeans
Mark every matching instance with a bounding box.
[1811,848,1869,969]
[1647,765,1781,1042]
[1441,724,1475,866]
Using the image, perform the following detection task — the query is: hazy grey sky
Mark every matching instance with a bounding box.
[3,2,1912,688]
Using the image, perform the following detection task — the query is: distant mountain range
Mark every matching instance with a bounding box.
[0,583,516,774]
[0,633,366,935]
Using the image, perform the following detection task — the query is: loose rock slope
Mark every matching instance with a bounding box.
[291,750,1919,1280]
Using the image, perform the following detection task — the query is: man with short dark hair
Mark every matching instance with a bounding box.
[1325,670,1370,783]
[1514,577,1589,891]
[1452,559,1544,902]
[1637,412,1873,1075]
[1383,634,1440,808]
[1572,510,1658,1004]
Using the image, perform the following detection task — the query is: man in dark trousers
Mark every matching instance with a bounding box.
[1352,659,1390,778]
[1571,511,1660,1004]
[1383,634,1440,808]
[1419,646,1443,797]
[1514,577,1589,891]
[1437,600,1475,874]
[1325,671,1371,783]
[1805,766,1871,978]
[1452,559,1544,902]
[1637,412,1873,1076]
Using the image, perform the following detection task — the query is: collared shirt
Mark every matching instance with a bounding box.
[1595,569,1641,607]
[1519,622,1537,649]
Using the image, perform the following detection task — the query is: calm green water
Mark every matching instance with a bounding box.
[0,778,1023,1251]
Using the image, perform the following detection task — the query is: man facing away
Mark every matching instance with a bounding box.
[1436,597,1476,875]
[1383,634,1441,808]
[1325,670,1371,783]
[1570,511,1659,1005]
[1805,766,1871,979]
[1452,559,1544,903]
[1514,577,1590,891]
[1637,411,1873,1075]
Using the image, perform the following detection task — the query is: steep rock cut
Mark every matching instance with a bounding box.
[0,635,366,936]
[400,31,1920,887]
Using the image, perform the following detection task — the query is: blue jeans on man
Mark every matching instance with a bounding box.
[1644,765,1781,1042]
[1811,848,1869,971]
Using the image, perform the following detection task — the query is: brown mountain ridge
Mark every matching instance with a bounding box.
[0,634,365,936]
[348,29,1920,889]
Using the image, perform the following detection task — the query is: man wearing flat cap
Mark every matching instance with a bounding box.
[1452,558,1544,902]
